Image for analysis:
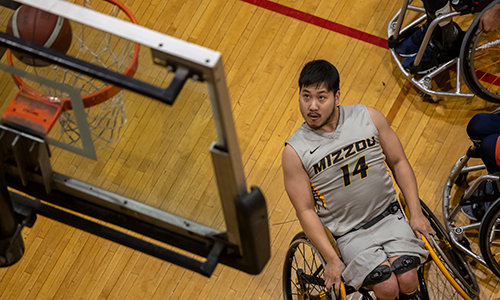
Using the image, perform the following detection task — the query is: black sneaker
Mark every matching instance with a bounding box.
[395,24,427,58]
[461,180,499,221]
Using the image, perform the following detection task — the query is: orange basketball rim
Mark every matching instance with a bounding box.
[3,0,139,136]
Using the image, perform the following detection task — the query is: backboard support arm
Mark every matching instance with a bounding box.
[0,123,269,275]
[6,190,225,276]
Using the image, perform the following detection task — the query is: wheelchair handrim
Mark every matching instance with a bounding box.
[283,237,348,300]
[423,235,474,300]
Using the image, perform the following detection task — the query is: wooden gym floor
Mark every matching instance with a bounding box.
[1,0,500,299]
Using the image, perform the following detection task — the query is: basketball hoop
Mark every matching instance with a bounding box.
[3,0,139,148]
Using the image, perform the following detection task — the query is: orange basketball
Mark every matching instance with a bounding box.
[6,5,72,67]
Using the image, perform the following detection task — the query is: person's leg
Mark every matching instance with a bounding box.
[398,0,463,72]
[376,213,428,298]
[389,256,420,300]
[370,261,400,300]
[421,0,448,15]
[480,134,500,173]
[467,113,500,140]
[338,209,427,297]
[462,117,500,221]
[337,229,394,293]
[421,0,458,49]
[363,256,420,300]
[389,256,419,292]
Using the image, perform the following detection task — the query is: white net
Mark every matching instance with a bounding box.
[57,91,126,146]
[8,0,138,148]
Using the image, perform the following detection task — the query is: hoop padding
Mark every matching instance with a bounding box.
[4,0,139,146]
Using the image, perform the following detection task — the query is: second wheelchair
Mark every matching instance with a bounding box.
[442,120,500,278]
[388,0,500,103]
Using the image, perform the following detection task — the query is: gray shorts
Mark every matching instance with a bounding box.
[336,209,429,290]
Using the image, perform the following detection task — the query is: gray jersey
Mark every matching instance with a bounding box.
[286,104,397,236]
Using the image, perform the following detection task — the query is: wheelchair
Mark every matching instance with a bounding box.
[442,111,500,278]
[282,200,479,300]
[388,0,500,103]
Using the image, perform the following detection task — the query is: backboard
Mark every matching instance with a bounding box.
[0,0,270,277]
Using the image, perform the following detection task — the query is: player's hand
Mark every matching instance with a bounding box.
[410,213,435,243]
[479,3,500,33]
[324,257,345,297]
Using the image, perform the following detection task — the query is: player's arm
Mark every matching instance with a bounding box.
[479,3,500,32]
[282,144,345,294]
[367,107,435,241]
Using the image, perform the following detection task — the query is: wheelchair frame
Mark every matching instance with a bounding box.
[388,0,500,280]
[387,0,474,99]
[389,0,500,103]
[282,201,479,300]
[442,140,500,277]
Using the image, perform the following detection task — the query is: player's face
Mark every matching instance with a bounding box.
[299,83,340,132]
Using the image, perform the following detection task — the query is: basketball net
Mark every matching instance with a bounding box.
[4,0,139,149]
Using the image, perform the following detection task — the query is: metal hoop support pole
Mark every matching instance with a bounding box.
[0,163,24,267]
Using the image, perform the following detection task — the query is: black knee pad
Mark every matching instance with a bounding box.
[398,289,419,300]
[391,255,420,275]
[362,265,392,286]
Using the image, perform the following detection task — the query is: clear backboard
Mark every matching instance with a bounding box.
[0,0,270,276]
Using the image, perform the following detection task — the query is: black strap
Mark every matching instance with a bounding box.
[334,202,401,239]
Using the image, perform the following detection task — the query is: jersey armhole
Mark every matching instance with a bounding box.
[362,105,381,139]
[284,142,309,175]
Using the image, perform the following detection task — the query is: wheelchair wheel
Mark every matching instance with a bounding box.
[479,197,500,277]
[460,0,500,103]
[421,201,479,300]
[283,232,367,300]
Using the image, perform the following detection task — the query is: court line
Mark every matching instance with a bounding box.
[241,0,500,114]
[241,0,389,49]
[240,0,412,118]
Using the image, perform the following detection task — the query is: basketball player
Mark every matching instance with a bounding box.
[282,60,434,300]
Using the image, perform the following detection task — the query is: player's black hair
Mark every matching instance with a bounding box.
[298,60,340,93]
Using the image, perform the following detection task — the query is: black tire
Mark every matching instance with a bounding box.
[421,201,480,299]
[479,197,500,277]
[460,0,500,103]
[417,266,430,300]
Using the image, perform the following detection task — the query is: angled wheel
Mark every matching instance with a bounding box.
[479,197,500,277]
[421,201,479,300]
[283,232,366,300]
[460,0,500,103]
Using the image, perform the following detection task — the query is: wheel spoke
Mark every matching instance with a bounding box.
[284,237,330,300]
[421,200,478,299]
